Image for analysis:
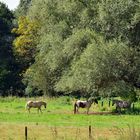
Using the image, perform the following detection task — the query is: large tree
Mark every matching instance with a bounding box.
[0,2,22,96]
[15,0,140,99]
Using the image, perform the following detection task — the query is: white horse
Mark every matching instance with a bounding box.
[74,98,98,114]
[25,101,47,113]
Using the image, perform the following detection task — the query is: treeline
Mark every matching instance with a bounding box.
[0,0,140,100]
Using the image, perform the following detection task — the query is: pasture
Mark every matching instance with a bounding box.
[0,96,140,140]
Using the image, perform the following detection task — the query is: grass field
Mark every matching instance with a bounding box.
[0,96,140,140]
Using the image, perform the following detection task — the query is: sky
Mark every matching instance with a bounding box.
[0,0,20,10]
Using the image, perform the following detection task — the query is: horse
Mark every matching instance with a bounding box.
[112,99,132,113]
[25,101,47,113]
[74,98,98,114]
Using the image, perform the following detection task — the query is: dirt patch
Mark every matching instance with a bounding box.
[89,112,118,115]
[76,111,118,115]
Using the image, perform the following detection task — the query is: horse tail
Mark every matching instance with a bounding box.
[74,102,77,114]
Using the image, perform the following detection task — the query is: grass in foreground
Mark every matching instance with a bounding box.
[0,96,140,139]
[0,124,140,140]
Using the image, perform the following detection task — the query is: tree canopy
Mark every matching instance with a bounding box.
[0,0,140,99]
[20,0,140,99]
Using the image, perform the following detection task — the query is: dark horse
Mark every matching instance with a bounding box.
[112,99,132,113]
[74,98,98,114]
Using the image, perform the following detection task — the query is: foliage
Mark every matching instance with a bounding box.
[55,37,131,92]
[12,16,40,64]
[0,0,137,97]
[19,0,140,98]
[0,2,22,96]
[15,0,32,17]
[11,15,40,97]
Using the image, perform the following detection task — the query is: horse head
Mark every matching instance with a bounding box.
[43,102,47,108]
[93,98,98,104]
[88,97,98,104]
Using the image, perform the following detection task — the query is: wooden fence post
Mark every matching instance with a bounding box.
[89,125,91,139]
[25,126,27,140]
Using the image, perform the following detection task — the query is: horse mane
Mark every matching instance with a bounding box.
[87,97,94,102]
[42,101,47,104]
[88,97,98,102]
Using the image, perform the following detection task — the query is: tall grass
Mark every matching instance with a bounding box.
[112,125,140,140]
[0,124,139,140]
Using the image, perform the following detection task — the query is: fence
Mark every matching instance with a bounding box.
[24,125,93,140]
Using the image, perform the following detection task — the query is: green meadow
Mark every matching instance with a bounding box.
[0,96,140,140]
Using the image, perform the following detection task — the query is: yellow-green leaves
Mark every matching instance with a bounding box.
[12,16,40,57]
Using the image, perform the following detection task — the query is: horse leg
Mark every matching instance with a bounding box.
[37,108,40,114]
[77,107,79,114]
[38,107,42,114]
[28,108,30,113]
[40,108,42,114]
[119,108,121,114]
[117,107,121,114]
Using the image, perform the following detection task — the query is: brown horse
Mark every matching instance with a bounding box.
[74,98,98,114]
[25,101,47,113]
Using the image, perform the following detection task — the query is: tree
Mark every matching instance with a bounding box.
[22,0,140,99]
[15,0,32,17]
[0,2,21,96]
[12,16,40,67]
